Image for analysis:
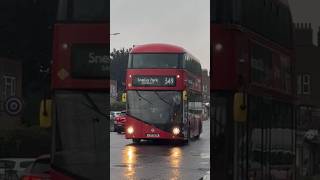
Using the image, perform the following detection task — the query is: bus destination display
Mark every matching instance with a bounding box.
[133,76,176,87]
[71,44,109,78]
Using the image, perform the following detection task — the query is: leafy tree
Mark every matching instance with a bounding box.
[110,48,131,96]
[111,101,126,111]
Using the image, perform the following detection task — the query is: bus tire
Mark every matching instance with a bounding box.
[194,122,201,139]
[183,128,191,144]
[133,139,141,143]
[183,139,189,144]
[194,132,200,139]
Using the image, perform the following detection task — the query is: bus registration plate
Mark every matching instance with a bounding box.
[146,133,160,137]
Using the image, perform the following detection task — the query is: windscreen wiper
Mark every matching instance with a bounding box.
[82,93,108,118]
[135,91,153,105]
[154,91,171,106]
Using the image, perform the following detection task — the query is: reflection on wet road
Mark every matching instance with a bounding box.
[123,146,137,178]
[169,147,182,179]
[110,120,210,180]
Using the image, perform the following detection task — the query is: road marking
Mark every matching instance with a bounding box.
[200,153,210,159]
[200,162,209,165]
[200,171,210,180]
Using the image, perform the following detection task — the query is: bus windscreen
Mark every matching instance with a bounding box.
[127,91,182,129]
[53,91,108,179]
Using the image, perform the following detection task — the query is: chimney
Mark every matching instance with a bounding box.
[294,22,313,46]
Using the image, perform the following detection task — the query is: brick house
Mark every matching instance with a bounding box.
[294,23,320,176]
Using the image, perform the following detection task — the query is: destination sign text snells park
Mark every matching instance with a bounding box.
[133,76,176,87]
[71,44,109,79]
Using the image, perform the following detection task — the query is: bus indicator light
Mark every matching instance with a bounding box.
[215,43,223,52]
[62,43,68,50]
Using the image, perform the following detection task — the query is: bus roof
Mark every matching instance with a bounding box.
[130,43,186,54]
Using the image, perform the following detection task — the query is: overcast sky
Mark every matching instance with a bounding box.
[111,0,210,71]
[111,0,320,71]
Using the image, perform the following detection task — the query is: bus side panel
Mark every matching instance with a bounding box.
[211,24,237,91]
[51,24,109,90]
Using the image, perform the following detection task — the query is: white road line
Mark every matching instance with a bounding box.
[200,153,210,159]
[200,162,209,165]
[202,171,210,180]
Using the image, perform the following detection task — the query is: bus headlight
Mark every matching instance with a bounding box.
[172,127,180,135]
[127,126,134,134]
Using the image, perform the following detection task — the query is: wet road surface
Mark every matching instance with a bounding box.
[110,120,210,180]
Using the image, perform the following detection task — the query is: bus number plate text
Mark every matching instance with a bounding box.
[146,133,160,137]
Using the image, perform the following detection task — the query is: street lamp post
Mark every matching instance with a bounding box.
[110,33,120,36]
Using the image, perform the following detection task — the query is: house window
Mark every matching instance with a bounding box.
[2,76,16,100]
[302,74,311,95]
[0,76,17,111]
[297,75,301,94]
[297,74,311,95]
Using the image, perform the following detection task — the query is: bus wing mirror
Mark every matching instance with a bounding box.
[233,92,247,122]
[122,93,127,102]
[40,99,52,128]
[183,90,187,101]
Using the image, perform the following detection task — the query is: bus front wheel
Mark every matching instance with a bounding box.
[183,128,190,144]
[194,123,201,139]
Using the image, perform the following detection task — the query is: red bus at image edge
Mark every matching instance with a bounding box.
[49,0,108,179]
[211,0,296,179]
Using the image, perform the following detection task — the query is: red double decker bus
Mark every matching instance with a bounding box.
[211,0,296,179]
[50,0,108,179]
[125,43,203,144]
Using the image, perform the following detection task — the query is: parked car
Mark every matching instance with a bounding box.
[110,111,122,119]
[114,111,127,133]
[109,113,114,131]
[0,158,35,179]
[110,111,123,132]
[20,155,50,180]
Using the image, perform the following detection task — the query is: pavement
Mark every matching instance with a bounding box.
[110,120,210,180]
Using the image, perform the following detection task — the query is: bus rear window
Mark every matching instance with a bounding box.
[128,54,182,69]
[57,0,108,22]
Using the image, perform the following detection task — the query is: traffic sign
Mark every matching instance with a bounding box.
[4,96,23,116]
